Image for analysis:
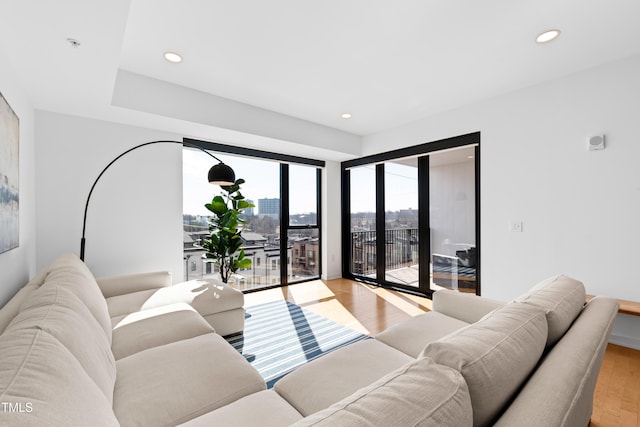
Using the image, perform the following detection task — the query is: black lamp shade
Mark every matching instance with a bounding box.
[208,162,236,186]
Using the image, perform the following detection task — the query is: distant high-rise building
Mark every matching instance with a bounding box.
[258,198,280,218]
[244,199,255,216]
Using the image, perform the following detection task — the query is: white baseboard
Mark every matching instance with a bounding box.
[609,334,640,350]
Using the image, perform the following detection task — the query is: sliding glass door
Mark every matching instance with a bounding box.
[342,133,480,296]
[384,159,419,289]
[428,147,478,294]
[345,159,425,293]
[348,165,377,279]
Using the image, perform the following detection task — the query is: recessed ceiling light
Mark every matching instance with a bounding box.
[536,29,561,44]
[164,52,183,63]
[341,113,352,119]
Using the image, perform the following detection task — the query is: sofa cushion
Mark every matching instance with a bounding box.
[375,311,470,357]
[200,307,245,337]
[0,255,65,334]
[6,285,116,403]
[111,303,215,359]
[39,253,112,342]
[432,289,505,323]
[515,274,586,347]
[114,332,266,426]
[177,390,303,427]
[0,283,39,335]
[185,280,245,315]
[292,357,473,427]
[274,338,413,417]
[421,302,548,427]
[105,279,244,319]
[106,288,158,318]
[97,271,172,298]
[0,328,119,427]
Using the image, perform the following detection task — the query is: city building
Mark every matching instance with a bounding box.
[258,198,279,219]
[244,199,255,217]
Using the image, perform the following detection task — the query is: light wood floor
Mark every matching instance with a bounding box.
[591,344,640,426]
[245,278,640,427]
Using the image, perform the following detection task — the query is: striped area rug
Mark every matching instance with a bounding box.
[225,300,370,388]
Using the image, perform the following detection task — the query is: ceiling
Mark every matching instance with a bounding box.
[2,0,640,155]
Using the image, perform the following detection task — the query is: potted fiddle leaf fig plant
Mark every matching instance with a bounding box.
[203,179,255,284]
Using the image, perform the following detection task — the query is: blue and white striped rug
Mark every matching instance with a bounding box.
[226,300,370,388]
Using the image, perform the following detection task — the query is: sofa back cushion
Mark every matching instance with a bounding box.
[0,257,60,334]
[292,357,472,427]
[0,283,38,335]
[39,253,112,343]
[0,328,119,427]
[421,302,547,427]
[6,285,116,403]
[493,296,619,427]
[515,274,586,347]
[433,289,505,323]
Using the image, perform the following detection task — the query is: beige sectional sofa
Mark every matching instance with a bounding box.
[0,253,619,426]
[0,253,264,426]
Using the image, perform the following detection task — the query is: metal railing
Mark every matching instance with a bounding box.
[350,228,419,276]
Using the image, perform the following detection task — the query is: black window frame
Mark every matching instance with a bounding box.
[184,138,324,292]
[341,132,481,297]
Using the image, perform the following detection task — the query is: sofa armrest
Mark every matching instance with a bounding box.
[493,296,619,427]
[96,271,172,298]
[432,289,505,323]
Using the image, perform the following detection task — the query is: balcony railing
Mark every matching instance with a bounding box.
[350,228,419,276]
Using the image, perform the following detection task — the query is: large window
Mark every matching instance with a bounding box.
[342,133,480,296]
[182,139,323,291]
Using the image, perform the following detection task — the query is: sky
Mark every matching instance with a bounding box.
[183,149,421,217]
[349,163,418,213]
[183,149,318,217]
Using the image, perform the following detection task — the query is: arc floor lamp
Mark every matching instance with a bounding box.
[79,140,235,261]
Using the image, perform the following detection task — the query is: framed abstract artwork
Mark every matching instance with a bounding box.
[0,91,19,254]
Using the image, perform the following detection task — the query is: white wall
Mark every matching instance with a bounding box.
[35,112,184,282]
[322,160,342,280]
[364,54,640,348]
[0,57,36,306]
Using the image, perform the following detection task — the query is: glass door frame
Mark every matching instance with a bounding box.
[341,132,481,297]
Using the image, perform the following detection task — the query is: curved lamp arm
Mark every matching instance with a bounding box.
[80,140,233,261]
